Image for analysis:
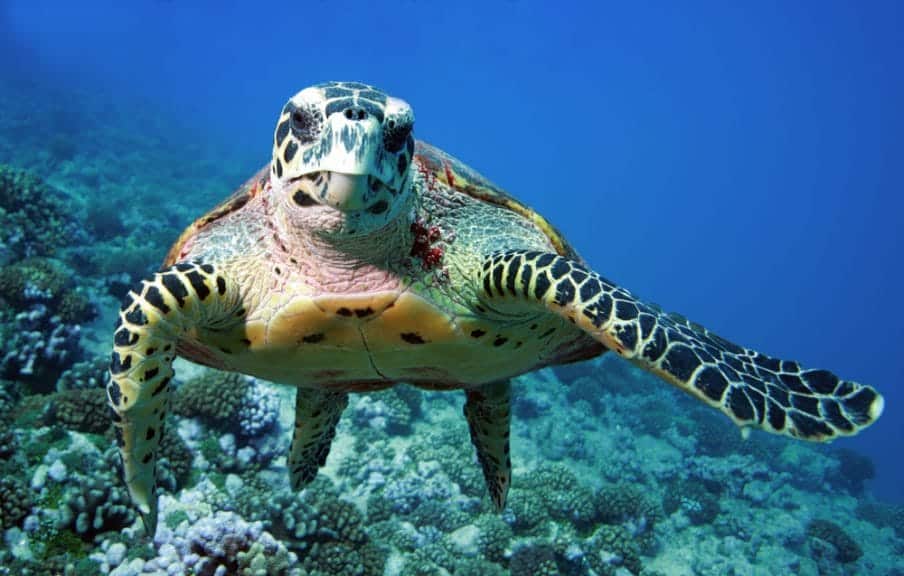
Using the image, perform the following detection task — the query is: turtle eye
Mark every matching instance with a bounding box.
[384,119,413,153]
[291,110,313,133]
[290,107,322,143]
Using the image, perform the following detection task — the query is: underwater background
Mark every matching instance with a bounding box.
[1,1,902,574]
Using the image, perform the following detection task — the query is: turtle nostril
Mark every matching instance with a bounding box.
[342,107,368,121]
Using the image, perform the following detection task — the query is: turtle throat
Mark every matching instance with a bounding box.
[275,170,415,263]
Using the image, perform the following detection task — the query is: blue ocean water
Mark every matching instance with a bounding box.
[1,0,902,573]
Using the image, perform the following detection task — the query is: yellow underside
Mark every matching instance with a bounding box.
[187,290,585,391]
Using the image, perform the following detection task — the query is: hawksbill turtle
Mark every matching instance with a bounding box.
[107,81,884,534]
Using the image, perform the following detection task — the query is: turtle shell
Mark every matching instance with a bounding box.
[163,165,269,268]
[413,141,581,262]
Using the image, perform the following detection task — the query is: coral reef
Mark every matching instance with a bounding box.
[350,385,422,434]
[0,165,79,259]
[509,541,559,576]
[58,472,135,541]
[0,302,84,391]
[585,524,643,576]
[56,356,109,392]
[662,477,721,526]
[174,371,279,441]
[857,499,904,537]
[0,474,31,532]
[45,388,110,435]
[831,447,876,495]
[127,511,300,575]
[806,519,863,564]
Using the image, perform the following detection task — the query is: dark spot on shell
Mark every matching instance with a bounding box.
[401,332,426,344]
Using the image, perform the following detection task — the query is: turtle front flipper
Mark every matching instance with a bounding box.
[463,380,512,510]
[108,262,243,535]
[478,250,884,440]
[288,387,348,491]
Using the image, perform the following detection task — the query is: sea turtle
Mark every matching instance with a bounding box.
[107,81,884,535]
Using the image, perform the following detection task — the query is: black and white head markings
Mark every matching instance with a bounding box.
[272,81,415,227]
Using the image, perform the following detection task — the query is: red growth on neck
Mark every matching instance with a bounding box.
[410,221,444,270]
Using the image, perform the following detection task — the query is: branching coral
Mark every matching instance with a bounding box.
[56,355,108,392]
[662,478,721,526]
[596,483,663,529]
[0,379,20,428]
[507,488,550,534]
[474,513,512,563]
[0,302,83,392]
[152,510,299,575]
[509,542,559,576]
[0,474,31,531]
[586,525,643,576]
[351,385,422,435]
[157,424,194,491]
[0,165,78,258]
[174,371,279,441]
[57,470,135,540]
[519,463,599,530]
[46,388,110,434]
[235,476,385,575]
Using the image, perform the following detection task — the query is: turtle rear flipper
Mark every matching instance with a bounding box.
[288,388,348,491]
[478,251,884,440]
[464,380,512,510]
[108,262,243,535]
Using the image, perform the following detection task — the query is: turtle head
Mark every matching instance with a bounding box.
[271,82,415,232]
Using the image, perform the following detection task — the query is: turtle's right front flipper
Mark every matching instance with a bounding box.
[478,251,884,441]
[108,262,242,536]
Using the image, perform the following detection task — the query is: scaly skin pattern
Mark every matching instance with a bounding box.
[477,251,884,441]
[108,81,884,536]
[108,262,243,531]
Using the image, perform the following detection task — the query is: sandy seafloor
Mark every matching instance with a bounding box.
[1,80,902,576]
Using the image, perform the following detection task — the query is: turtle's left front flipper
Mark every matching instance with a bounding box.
[478,250,884,441]
[108,262,243,536]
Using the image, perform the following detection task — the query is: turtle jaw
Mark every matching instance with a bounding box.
[287,170,401,214]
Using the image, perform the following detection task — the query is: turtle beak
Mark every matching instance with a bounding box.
[322,172,370,210]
